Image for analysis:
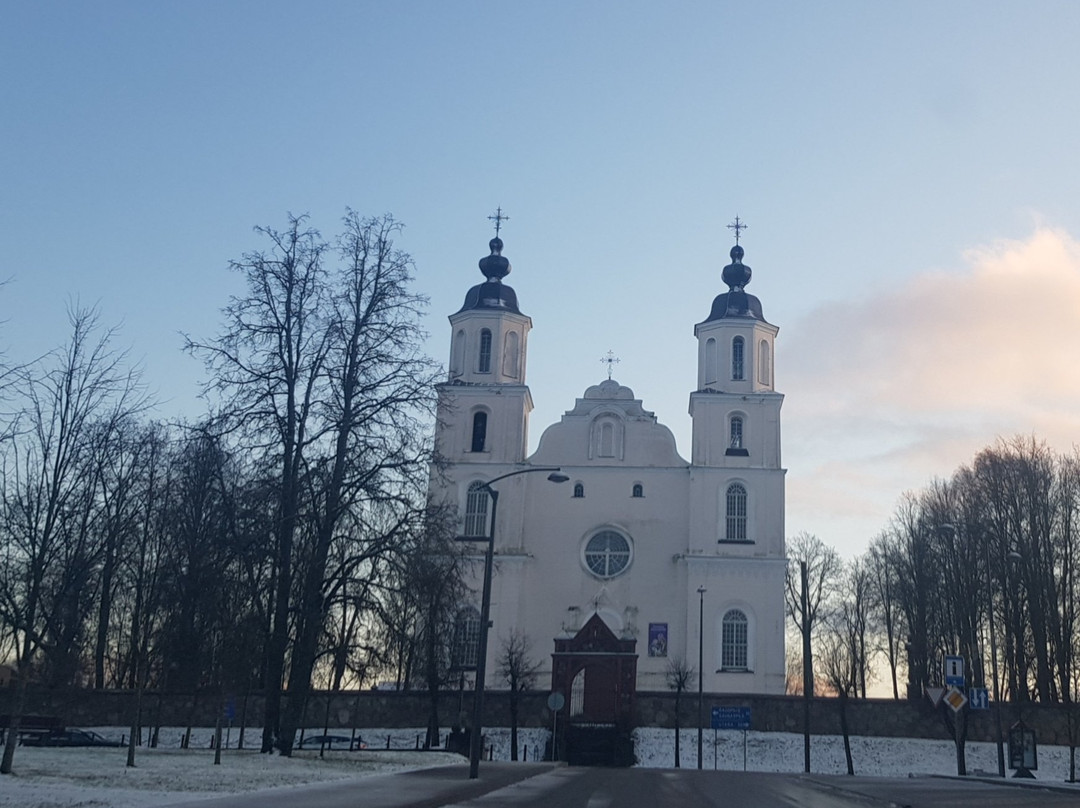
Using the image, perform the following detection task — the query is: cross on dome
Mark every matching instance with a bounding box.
[487,206,510,237]
[726,216,748,244]
[600,350,621,380]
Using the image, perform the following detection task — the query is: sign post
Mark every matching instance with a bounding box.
[711,707,751,771]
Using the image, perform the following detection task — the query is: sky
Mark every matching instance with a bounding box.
[4,2,1080,559]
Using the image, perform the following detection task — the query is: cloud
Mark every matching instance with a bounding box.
[782,227,1080,555]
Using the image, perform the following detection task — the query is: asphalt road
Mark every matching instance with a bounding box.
[168,764,1080,808]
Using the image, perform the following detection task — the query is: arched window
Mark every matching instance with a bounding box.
[478,329,492,373]
[599,422,615,457]
[758,339,771,386]
[452,607,482,670]
[451,329,466,377]
[704,338,717,384]
[632,483,644,498]
[573,482,585,498]
[730,416,743,449]
[570,668,585,716]
[731,336,745,381]
[470,411,487,453]
[725,483,747,541]
[502,330,519,377]
[463,481,490,537]
[721,609,749,670]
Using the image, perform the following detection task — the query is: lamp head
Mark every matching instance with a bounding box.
[547,472,570,483]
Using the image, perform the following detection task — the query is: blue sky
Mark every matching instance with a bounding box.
[4,2,1080,558]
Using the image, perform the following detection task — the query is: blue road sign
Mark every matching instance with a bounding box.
[944,655,965,687]
[711,706,751,730]
[969,687,989,710]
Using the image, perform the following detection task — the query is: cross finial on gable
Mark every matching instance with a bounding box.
[600,350,620,380]
[727,215,748,244]
[488,206,510,237]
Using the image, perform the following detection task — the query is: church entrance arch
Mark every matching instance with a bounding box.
[550,613,637,765]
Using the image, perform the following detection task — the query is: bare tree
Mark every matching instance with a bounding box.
[188,211,439,756]
[785,532,841,697]
[498,630,540,761]
[665,655,695,768]
[0,305,144,774]
[866,532,903,698]
[186,215,328,753]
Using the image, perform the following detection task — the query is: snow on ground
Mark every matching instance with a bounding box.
[1,726,1076,807]
[633,728,1079,781]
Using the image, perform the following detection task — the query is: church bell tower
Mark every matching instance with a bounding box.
[435,217,533,468]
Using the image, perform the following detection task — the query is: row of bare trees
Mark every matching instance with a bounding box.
[0,212,472,772]
[789,436,1080,713]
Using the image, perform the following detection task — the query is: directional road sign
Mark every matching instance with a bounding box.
[944,655,965,687]
[969,687,989,710]
[711,706,751,730]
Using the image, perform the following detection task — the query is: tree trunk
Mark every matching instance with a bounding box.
[0,670,29,774]
[839,690,853,775]
[674,689,681,768]
[510,696,519,761]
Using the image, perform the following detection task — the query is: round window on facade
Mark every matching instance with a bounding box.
[583,530,632,579]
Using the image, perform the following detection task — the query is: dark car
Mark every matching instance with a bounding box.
[21,729,123,747]
[298,733,366,750]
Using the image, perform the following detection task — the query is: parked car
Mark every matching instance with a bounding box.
[298,733,366,750]
[21,729,123,748]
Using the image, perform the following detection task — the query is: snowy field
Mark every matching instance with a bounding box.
[1,726,1076,807]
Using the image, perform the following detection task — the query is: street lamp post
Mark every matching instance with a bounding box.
[462,466,568,780]
[697,585,706,770]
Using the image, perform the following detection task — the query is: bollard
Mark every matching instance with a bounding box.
[523,744,527,762]
[386,735,391,750]
[415,735,420,750]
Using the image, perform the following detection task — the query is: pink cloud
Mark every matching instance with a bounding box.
[782,228,1080,555]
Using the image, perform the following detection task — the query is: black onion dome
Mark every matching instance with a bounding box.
[720,245,751,291]
[478,237,511,280]
[456,237,523,314]
[704,244,768,323]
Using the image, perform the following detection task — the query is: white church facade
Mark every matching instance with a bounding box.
[431,227,787,696]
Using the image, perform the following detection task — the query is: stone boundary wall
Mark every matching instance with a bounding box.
[3,688,1078,746]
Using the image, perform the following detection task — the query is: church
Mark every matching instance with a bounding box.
[431,219,787,703]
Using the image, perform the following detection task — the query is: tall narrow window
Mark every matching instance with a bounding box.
[730,416,743,449]
[704,338,717,384]
[573,482,585,498]
[451,330,466,377]
[725,483,747,541]
[731,336,745,381]
[632,483,644,498]
[463,481,490,537]
[599,422,615,457]
[478,329,492,373]
[502,331,519,377]
[570,668,585,716]
[452,607,482,669]
[758,340,771,386]
[470,411,487,453]
[721,609,749,670]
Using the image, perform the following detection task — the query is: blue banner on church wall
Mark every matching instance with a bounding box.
[648,623,668,657]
